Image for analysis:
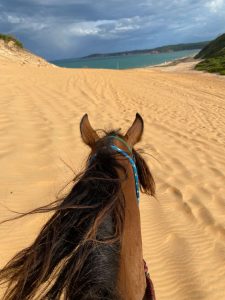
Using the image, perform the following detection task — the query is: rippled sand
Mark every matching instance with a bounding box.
[0,59,225,299]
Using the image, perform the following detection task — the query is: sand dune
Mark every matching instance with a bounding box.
[0,59,225,299]
[0,40,51,66]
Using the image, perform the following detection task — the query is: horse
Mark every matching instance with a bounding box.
[0,113,156,300]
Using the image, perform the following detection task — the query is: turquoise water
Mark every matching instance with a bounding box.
[51,49,199,70]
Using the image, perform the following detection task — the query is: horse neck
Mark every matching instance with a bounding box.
[117,157,146,300]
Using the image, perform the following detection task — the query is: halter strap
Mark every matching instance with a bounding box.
[110,144,140,204]
[89,135,140,204]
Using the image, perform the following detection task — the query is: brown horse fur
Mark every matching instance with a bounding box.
[0,113,155,300]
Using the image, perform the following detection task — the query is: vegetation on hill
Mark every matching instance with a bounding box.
[0,33,23,48]
[195,33,225,75]
[195,57,225,75]
[83,41,209,59]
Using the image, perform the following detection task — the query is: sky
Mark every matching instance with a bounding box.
[0,0,225,60]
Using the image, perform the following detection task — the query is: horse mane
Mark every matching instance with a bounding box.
[0,130,155,300]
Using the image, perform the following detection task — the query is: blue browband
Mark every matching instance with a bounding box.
[110,144,140,204]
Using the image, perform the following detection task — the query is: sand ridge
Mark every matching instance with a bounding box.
[0,39,52,66]
[0,60,225,299]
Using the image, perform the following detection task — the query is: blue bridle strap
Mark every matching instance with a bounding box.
[110,144,140,204]
[108,135,133,155]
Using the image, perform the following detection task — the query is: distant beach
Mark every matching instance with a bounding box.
[149,56,196,67]
[149,56,203,72]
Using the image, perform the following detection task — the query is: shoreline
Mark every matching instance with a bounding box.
[51,51,200,71]
[149,55,197,67]
[145,55,202,72]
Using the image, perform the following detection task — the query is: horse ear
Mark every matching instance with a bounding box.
[125,113,144,146]
[80,114,99,147]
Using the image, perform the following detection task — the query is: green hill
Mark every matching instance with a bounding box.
[195,33,225,75]
[195,33,225,58]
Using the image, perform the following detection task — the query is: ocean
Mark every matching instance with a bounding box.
[51,49,199,70]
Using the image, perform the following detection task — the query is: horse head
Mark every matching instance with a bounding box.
[0,113,155,300]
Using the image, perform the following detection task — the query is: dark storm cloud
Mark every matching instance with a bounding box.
[0,0,225,60]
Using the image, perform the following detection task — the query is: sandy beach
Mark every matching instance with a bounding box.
[0,57,225,299]
[147,56,202,72]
